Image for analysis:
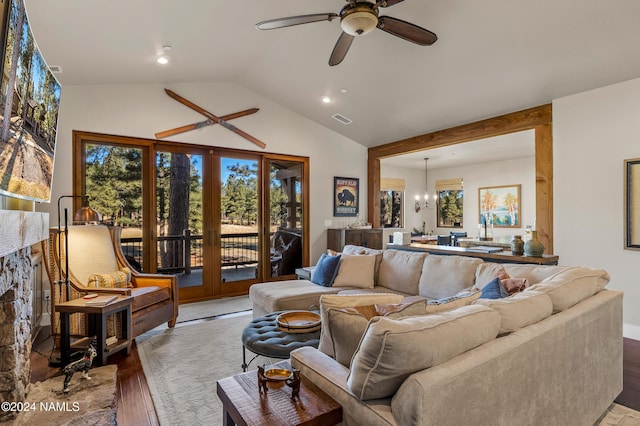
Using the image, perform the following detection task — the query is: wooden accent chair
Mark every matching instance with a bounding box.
[47,225,177,339]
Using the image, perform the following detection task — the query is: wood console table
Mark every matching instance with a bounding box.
[387,243,559,265]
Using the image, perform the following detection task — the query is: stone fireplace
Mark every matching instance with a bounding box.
[0,211,48,422]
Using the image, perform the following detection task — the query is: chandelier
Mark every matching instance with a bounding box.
[415,157,437,212]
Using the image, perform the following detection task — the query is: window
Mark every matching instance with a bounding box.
[436,178,463,228]
[380,178,404,228]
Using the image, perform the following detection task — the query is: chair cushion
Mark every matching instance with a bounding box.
[87,267,133,289]
[66,225,120,285]
[131,286,170,312]
[347,305,500,400]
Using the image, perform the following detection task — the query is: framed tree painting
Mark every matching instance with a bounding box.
[334,177,359,217]
[625,158,640,250]
[478,184,521,227]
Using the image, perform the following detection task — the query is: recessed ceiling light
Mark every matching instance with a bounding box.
[340,88,348,93]
[156,55,171,65]
[321,95,332,104]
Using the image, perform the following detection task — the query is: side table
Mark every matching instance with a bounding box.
[294,266,315,280]
[217,360,342,426]
[56,295,133,366]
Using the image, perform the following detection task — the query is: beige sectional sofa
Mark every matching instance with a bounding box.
[249,245,623,425]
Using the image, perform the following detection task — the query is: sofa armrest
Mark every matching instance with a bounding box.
[291,347,396,425]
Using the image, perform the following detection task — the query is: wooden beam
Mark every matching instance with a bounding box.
[368,104,554,253]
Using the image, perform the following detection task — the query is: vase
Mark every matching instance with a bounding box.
[510,235,524,255]
[524,230,545,257]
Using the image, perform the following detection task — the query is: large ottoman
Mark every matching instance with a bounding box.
[241,311,321,371]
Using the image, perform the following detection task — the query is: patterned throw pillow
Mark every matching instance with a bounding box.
[88,267,133,288]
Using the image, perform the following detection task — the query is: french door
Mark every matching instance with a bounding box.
[74,131,308,303]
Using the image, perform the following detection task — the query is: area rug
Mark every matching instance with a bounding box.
[13,365,118,425]
[137,312,280,425]
[176,295,252,324]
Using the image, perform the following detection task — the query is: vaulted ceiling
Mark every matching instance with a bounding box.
[25,0,640,151]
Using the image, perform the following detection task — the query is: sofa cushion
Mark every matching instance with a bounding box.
[473,290,553,334]
[130,286,170,312]
[475,263,572,289]
[318,293,404,358]
[479,277,509,299]
[418,255,483,299]
[311,253,341,286]
[249,280,344,318]
[333,254,376,289]
[526,267,609,312]
[327,299,427,367]
[347,305,500,400]
[87,267,132,289]
[377,249,428,295]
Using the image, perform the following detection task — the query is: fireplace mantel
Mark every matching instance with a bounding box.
[0,210,49,258]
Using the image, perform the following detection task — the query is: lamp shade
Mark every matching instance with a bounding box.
[73,205,101,223]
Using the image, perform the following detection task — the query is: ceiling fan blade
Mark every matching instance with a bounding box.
[377,0,405,7]
[329,32,355,66]
[377,16,437,45]
[256,13,338,30]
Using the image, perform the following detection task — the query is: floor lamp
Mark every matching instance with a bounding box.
[49,195,101,366]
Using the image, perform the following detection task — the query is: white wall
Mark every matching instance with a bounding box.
[382,157,536,241]
[40,82,368,264]
[554,77,640,339]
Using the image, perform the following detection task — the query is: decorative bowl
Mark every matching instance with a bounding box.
[276,310,321,333]
[264,368,292,381]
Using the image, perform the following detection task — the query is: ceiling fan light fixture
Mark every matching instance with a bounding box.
[341,10,378,36]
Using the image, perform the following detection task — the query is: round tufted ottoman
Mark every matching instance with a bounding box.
[241,311,321,371]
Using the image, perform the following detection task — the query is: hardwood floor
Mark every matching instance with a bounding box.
[30,329,640,424]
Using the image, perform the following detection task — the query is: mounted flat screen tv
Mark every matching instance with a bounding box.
[0,0,61,203]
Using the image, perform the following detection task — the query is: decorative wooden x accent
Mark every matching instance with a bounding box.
[155,89,266,149]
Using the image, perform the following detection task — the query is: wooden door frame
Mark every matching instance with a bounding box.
[72,130,311,301]
[367,104,554,252]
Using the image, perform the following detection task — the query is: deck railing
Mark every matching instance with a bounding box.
[121,231,260,274]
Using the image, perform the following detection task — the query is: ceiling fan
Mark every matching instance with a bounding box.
[256,0,437,66]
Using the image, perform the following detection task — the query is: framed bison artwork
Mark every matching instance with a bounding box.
[334,177,359,217]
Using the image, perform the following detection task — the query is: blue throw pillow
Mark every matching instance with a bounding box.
[479,277,509,299]
[311,253,341,287]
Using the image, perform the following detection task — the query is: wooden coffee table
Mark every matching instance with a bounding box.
[217,361,342,426]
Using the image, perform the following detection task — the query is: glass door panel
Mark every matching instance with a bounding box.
[157,150,212,300]
[219,156,261,293]
[268,159,303,278]
[84,143,145,270]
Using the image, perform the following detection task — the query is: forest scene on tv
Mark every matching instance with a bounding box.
[0,0,61,202]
